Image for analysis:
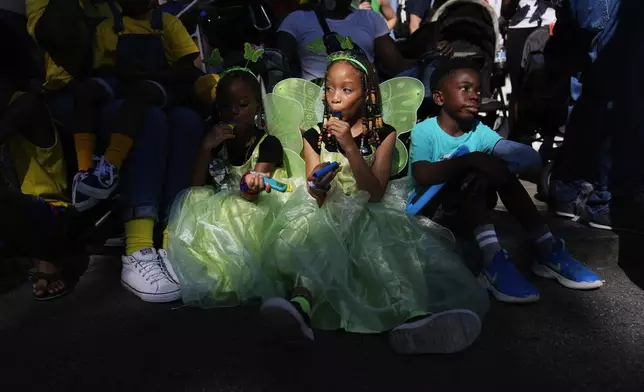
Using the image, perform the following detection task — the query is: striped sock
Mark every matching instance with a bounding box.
[531,226,554,260]
[474,224,502,264]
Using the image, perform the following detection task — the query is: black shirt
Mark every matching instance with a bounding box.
[214,130,284,166]
[303,123,396,155]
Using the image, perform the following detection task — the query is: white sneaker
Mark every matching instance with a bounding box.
[121,248,181,303]
[388,309,482,354]
[157,249,179,284]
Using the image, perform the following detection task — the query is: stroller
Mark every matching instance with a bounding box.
[415,0,507,127]
[176,0,293,94]
[513,26,570,199]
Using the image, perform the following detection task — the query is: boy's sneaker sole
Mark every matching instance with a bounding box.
[388,309,481,355]
[73,196,100,212]
[77,181,118,200]
[120,279,181,303]
[260,298,314,342]
[555,210,577,219]
[479,275,540,304]
[532,264,604,290]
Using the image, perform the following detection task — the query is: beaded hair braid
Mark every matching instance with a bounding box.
[319,52,384,153]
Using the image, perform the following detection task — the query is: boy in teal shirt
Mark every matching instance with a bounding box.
[410,58,602,304]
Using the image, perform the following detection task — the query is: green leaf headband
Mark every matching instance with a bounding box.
[328,53,369,74]
[208,43,265,79]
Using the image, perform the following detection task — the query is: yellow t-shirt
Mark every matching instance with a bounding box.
[26,0,116,91]
[93,12,199,69]
[7,93,69,207]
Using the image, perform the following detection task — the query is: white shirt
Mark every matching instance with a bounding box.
[278,10,390,81]
[509,0,556,29]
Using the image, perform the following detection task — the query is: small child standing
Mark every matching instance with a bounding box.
[410,58,602,304]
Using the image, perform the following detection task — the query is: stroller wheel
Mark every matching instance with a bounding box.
[536,160,555,203]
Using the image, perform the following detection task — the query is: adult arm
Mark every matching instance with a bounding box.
[379,0,398,31]
[374,35,418,76]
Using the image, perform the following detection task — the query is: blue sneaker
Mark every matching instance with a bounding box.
[532,239,603,290]
[481,250,540,304]
[72,171,99,212]
[76,157,119,200]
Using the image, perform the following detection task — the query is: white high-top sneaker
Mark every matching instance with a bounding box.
[157,249,179,284]
[121,248,181,303]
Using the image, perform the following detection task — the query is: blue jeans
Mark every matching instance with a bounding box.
[99,100,204,224]
[45,92,204,224]
[492,140,541,176]
[553,0,644,211]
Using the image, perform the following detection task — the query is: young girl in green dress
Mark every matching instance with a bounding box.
[260,50,489,355]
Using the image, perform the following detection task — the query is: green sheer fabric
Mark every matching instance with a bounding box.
[168,115,306,307]
[261,141,489,333]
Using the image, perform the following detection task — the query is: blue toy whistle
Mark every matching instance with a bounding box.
[312,162,340,181]
[406,145,470,216]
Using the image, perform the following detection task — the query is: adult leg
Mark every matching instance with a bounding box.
[158,107,205,231]
[506,27,537,140]
[102,101,181,302]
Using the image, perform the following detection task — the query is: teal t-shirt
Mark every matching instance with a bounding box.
[409,117,502,166]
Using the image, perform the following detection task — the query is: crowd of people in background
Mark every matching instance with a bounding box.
[1,0,641,354]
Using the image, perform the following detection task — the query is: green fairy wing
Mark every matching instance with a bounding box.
[283,148,307,180]
[391,139,409,177]
[380,77,425,136]
[379,77,424,177]
[263,93,304,155]
[273,78,324,132]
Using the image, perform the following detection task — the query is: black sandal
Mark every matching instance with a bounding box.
[29,270,73,301]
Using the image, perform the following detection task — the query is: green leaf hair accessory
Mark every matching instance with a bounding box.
[328,51,368,74]
[204,48,224,68]
[243,43,265,63]
[338,35,354,50]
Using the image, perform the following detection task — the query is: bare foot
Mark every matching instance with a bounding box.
[32,259,67,298]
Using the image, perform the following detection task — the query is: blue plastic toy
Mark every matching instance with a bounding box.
[406,145,470,216]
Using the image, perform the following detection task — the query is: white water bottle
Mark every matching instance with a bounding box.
[495,45,507,70]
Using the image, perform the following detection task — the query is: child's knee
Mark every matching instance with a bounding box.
[71,79,110,103]
[126,81,165,106]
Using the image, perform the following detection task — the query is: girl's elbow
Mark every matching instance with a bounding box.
[368,187,387,203]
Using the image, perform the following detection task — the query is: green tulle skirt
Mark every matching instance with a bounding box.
[261,178,489,333]
[167,184,298,307]
[168,179,489,333]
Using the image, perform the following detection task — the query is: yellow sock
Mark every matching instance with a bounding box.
[162,227,169,250]
[125,218,155,255]
[104,133,133,169]
[74,133,96,172]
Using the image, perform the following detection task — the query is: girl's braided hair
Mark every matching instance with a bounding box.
[319,50,384,152]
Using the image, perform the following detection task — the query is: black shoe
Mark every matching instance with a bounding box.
[260,297,314,343]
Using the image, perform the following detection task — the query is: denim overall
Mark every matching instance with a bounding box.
[107,2,169,74]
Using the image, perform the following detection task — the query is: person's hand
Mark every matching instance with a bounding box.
[461,171,490,195]
[307,162,338,190]
[358,1,372,10]
[466,152,511,186]
[436,40,454,57]
[243,172,272,194]
[324,117,354,151]
[202,123,235,151]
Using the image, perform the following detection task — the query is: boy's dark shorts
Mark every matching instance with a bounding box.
[419,171,498,231]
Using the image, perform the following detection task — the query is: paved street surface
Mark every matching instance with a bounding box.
[1,184,644,391]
